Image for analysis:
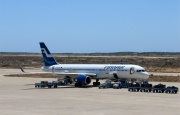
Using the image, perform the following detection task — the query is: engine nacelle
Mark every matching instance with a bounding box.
[77,75,91,85]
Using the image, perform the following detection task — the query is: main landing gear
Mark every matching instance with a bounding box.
[93,79,100,86]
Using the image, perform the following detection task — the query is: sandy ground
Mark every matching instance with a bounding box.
[0,69,179,115]
[0,68,42,76]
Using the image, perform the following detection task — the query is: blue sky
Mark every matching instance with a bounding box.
[0,0,180,53]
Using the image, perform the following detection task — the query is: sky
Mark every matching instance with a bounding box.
[0,0,180,53]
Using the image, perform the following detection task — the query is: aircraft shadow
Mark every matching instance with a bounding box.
[24,84,34,86]
[21,84,93,90]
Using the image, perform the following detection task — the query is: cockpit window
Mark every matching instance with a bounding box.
[136,70,146,72]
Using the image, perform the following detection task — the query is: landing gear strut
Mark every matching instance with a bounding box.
[93,79,100,86]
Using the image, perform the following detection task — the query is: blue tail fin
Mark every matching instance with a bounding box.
[39,42,58,66]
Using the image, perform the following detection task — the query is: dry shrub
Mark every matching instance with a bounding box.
[148,75,180,82]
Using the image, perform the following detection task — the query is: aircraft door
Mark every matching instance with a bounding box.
[52,66,55,73]
[105,68,110,74]
[130,67,134,75]
[69,68,72,72]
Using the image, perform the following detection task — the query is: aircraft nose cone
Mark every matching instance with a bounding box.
[144,72,150,78]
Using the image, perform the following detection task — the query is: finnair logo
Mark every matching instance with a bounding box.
[41,48,53,57]
[104,66,125,70]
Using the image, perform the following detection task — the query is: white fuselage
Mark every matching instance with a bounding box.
[42,64,149,79]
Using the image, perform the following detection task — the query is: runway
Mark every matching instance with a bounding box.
[0,69,180,115]
[149,72,180,76]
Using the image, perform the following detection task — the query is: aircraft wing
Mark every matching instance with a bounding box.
[20,66,97,77]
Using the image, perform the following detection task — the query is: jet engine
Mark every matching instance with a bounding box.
[76,75,91,86]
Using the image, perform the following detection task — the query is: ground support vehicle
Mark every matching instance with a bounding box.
[57,78,73,85]
[140,87,152,92]
[113,79,130,88]
[119,79,129,88]
[35,78,73,88]
[113,82,122,89]
[51,81,64,87]
[35,81,58,88]
[128,82,140,92]
[165,86,179,94]
[140,80,152,92]
[99,80,114,89]
[99,83,113,89]
[141,79,149,84]
[152,84,166,93]
[121,82,129,88]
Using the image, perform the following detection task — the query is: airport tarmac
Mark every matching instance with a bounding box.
[0,69,180,115]
[149,72,180,76]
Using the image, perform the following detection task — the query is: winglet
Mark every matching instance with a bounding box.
[19,66,25,73]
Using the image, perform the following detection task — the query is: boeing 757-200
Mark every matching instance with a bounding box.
[39,42,149,86]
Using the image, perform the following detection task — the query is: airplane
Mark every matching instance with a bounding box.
[39,42,149,87]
